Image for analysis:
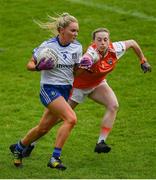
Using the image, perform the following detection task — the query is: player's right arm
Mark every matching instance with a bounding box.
[74,53,94,77]
[26,57,37,71]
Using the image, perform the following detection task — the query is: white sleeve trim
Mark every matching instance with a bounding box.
[112,41,126,59]
[86,46,99,63]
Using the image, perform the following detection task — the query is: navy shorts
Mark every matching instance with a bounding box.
[40,84,72,107]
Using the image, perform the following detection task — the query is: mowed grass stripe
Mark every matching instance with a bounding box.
[66,0,156,22]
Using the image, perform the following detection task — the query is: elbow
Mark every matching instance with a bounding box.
[125,39,138,50]
[129,39,137,47]
[26,63,32,71]
[26,58,36,71]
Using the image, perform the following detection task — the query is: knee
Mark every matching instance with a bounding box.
[66,113,77,127]
[108,102,119,112]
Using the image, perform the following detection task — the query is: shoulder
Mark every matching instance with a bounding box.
[72,40,82,50]
[89,43,97,49]
[112,41,126,51]
[33,37,58,55]
[112,41,126,59]
[87,43,97,53]
[41,37,58,46]
[72,40,82,46]
[86,43,97,53]
[71,40,82,52]
[86,43,99,61]
[33,37,58,50]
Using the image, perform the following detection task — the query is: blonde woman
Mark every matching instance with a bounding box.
[10,13,82,170]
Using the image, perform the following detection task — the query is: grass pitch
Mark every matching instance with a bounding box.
[0,0,156,178]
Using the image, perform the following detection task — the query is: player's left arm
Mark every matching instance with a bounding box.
[124,40,151,73]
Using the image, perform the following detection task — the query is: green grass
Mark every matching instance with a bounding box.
[0,0,156,178]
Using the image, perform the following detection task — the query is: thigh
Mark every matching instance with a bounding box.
[47,96,76,122]
[38,108,60,130]
[88,81,118,107]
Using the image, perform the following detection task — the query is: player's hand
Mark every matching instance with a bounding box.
[35,58,54,71]
[79,56,93,69]
[141,61,152,73]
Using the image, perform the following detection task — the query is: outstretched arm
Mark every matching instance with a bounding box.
[124,40,151,73]
[73,53,93,77]
[124,40,146,62]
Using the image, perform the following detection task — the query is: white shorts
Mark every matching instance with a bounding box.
[70,80,107,103]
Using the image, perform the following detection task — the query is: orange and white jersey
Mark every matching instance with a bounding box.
[73,41,126,89]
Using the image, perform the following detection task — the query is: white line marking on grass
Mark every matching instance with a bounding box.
[67,0,156,22]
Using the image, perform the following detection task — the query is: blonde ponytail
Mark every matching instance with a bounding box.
[34,12,78,36]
